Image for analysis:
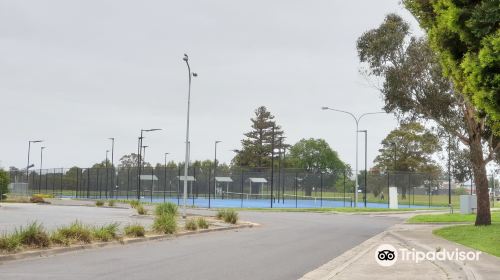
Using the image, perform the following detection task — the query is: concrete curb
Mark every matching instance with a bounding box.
[0,222,258,263]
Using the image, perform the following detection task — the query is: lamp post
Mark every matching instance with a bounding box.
[106,150,109,198]
[212,141,221,208]
[137,129,161,200]
[182,53,197,219]
[321,107,385,207]
[278,136,286,203]
[448,135,452,207]
[358,130,367,207]
[39,146,46,193]
[164,153,169,167]
[27,140,43,186]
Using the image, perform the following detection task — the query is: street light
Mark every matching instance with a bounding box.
[137,129,161,200]
[182,53,198,219]
[321,107,385,207]
[39,146,46,193]
[212,141,221,208]
[106,150,110,198]
[27,140,43,185]
[358,130,367,207]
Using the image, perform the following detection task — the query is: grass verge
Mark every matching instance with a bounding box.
[124,224,145,237]
[434,224,500,257]
[408,212,500,223]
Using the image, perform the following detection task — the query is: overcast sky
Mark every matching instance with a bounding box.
[0,0,423,170]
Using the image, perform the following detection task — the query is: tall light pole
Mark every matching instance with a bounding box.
[39,146,46,193]
[164,152,169,167]
[212,141,221,208]
[106,150,109,199]
[358,130,367,207]
[182,53,197,219]
[137,129,161,200]
[321,107,385,207]
[27,140,43,185]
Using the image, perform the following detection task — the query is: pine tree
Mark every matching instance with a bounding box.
[234,106,285,168]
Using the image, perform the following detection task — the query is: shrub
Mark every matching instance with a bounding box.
[55,221,93,243]
[185,218,198,231]
[95,200,105,207]
[108,200,116,207]
[155,202,178,216]
[17,222,51,248]
[124,224,146,237]
[136,204,147,215]
[153,214,177,234]
[129,200,140,208]
[30,196,45,203]
[216,209,226,220]
[0,233,21,252]
[197,217,209,229]
[223,209,238,224]
[50,231,70,246]
[92,223,119,242]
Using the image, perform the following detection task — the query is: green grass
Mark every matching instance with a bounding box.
[434,224,500,257]
[155,202,178,216]
[152,214,177,234]
[408,212,500,223]
[196,217,209,229]
[107,200,116,207]
[16,222,51,248]
[184,218,198,231]
[0,233,21,252]
[124,224,146,237]
[55,221,93,243]
[239,207,439,213]
[136,204,147,215]
[91,223,119,242]
[216,209,239,224]
[129,200,140,208]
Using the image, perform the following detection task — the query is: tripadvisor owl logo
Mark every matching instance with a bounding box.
[375,244,398,267]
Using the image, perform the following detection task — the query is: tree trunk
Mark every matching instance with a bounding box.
[464,103,491,226]
[470,136,491,225]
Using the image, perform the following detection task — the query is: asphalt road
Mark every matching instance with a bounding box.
[0,210,403,280]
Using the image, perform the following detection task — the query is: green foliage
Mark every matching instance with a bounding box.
[16,222,50,248]
[129,200,140,208]
[0,233,21,252]
[50,231,70,246]
[136,204,147,215]
[232,106,287,167]
[155,202,178,216]
[287,138,348,173]
[216,209,226,220]
[404,0,500,134]
[91,223,119,242]
[374,122,441,173]
[216,209,239,224]
[95,200,104,207]
[184,218,198,231]
[55,221,93,243]
[107,200,116,207]
[0,169,9,198]
[196,217,209,229]
[153,214,177,234]
[124,224,146,237]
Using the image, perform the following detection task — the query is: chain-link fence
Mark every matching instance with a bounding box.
[6,167,497,208]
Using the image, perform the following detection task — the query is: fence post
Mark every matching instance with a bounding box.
[387,171,390,208]
[127,168,130,200]
[60,169,63,197]
[343,169,346,207]
[295,172,298,208]
[408,173,411,208]
[240,169,244,208]
[164,166,167,203]
[320,172,323,208]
